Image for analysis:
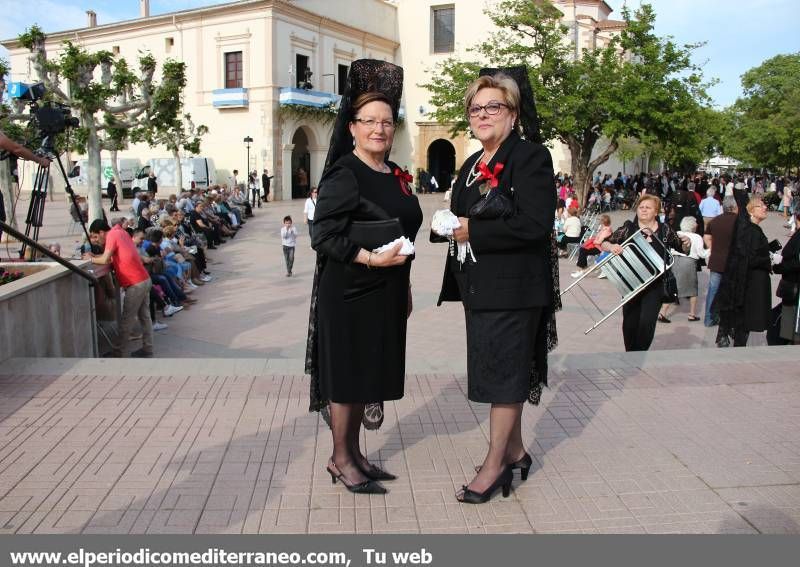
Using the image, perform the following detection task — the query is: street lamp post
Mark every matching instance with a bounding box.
[243,136,253,185]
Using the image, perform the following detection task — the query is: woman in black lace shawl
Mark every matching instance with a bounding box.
[713,195,772,347]
[304,60,422,494]
[435,67,561,504]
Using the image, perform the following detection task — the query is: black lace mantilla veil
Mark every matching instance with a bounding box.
[479,66,560,405]
[305,60,404,430]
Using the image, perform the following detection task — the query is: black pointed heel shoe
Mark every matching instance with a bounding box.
[475,452,533,481]
[456,466,513,504]
[326,464,387,494]
[358,462,397,481]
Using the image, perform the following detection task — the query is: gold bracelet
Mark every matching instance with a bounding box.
[367,251,373,269]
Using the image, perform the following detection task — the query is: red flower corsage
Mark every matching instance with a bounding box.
[394,168,413,196]
[477,162,504,188]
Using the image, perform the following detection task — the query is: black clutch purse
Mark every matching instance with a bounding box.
[469,188,515,219]
[347,218,403,250]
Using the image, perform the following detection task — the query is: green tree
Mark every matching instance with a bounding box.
[137,59,208,191]
[17,25,188,221]
[422,0,710,204]
[724,53,800,172]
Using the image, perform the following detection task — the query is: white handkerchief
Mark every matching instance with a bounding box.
[374,236,415,256]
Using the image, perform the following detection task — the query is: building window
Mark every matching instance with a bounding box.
[112,46,120,55]
[337,64,349,95]
[432,5,455,53]
[225,51,243,89]
[295,54,310,88]
[165,37,174,52]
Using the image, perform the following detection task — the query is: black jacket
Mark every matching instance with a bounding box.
[437,132,556,310]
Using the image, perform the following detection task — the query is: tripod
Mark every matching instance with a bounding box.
[19,138,89,260]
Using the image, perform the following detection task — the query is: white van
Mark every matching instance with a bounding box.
[68,158,143,197]
[132,157,218,193]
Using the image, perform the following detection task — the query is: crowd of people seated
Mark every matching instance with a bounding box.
[91,184,252,350]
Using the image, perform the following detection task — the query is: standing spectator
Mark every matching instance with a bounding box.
[699,187,722,229]
[703,196,739,326]
[249,171,260,208]
[659,216,709,322]
[147,171,158,195]
[107,179,120,212]
[231,169,240,190]
[262,168,273,202]
[714,196,772,347]
[304,187,318,240]
[281,215,297,277]
[85,219,153,358]
[771,207,800,344]
[429,173,439,192]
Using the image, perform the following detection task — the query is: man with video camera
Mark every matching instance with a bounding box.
[0,130,51,225]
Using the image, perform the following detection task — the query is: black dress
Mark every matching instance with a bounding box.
[309,153,422,404]
[437,132,556,404]
[715,219,771,345]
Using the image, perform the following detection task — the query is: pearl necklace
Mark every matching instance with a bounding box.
[354,149,389,173]
[465,148,498,187]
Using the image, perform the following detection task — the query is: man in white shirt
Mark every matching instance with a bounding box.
[304,187,318,240]
[699,187,722,229]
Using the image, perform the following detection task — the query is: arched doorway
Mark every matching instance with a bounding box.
[291,128,311,198]
[426,139,456,192]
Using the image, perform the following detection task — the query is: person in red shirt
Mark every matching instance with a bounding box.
[85,219,153,357]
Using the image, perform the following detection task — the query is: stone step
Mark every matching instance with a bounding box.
[1,345,796,377]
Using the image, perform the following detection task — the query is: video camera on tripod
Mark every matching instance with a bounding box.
[5,81,85,258]
[8,82,79,152]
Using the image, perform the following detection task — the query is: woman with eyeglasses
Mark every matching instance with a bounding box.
[306,61,422,495]
[436,69,559,504]
[714,195,773,347]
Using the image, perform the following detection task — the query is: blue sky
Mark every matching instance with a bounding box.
[1,0,798,108]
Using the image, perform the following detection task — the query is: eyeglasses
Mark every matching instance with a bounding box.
[354,118,395,130]
[468,102,509,117]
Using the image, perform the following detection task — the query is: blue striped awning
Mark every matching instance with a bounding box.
[279,87,340,108]
[213,88,249,108]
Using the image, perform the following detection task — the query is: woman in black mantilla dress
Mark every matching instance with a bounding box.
[436,68,561,504]
[714,195,772,347]
[305,60,423,494]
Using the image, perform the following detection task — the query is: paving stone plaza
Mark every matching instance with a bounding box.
[0,195,798,533]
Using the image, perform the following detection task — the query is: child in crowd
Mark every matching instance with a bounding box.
[281,215,297,277]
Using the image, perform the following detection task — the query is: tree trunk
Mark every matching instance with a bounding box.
[0,160,17,230]
[173,148,183,192]
[85,119,104,222]
[109,149,123,204]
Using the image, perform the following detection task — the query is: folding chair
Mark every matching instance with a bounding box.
[560,228,674,334]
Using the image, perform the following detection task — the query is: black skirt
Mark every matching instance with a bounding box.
[465,307,543,403]
[316,260,410,403]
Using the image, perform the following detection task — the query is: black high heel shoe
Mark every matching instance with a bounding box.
[326,463,387,494]
[475,452,533,481]
[358,462,397,481]
[456,466,513,504]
